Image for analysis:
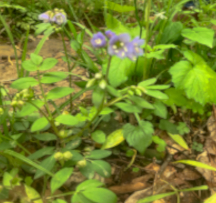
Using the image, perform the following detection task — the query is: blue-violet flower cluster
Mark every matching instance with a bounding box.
[91,30,144,61]
[38,8,67,25]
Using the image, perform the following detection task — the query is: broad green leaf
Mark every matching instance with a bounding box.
[28,147,55,160]
[174,160,216,171]
[83,188,117,203]
[34,155,56,179]
[76,179,104,192]
[99,107,114,115]
[46,87,74,100]
[53,199,67,203]
[82,51,99,72]
[169,51,216,105]
[79,161,95,179]
[123,121,153,154]
[35,23,52,35]
[129,96,154,109]
[55,114,79,126]
[138,78,157,87]
[177,122,190,135]
[39,58,58,71]
[31,117,49,132]
[147,50,164,59]
[33,133,57,141]
[153,100,167,119]
[0,141,14,151]
[92,87,105,108]
[85,150,112,159]
[107,85,121,97]
[3,172,13,189]
[65,138,82,150]
[22,60,38,71]
[138,191,176,203]
[144,90,168,100]
[159,119,178,134]
[15,100,44,117]
[101,129,125,149]
[11,77,39,89]
[168,133,189,150]
[181,27,214,48]
[72,193,95,203]
[3,150,54,177]
[51,167,73,194]
[24,184,43,203]
[152,136,167,152]
[105,1,134,12]
[40,72,68,83]
[115,102,142,113]
[91,160,111,178]
[91,130,106,144]
[30,53,43,65]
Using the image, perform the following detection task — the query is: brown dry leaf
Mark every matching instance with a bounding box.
[131,174,154,184]
[205,137,216,155]
[109,182,149,194]
[153,200,166,203]
[196,151,216,189]
[145,163,160,173]
[178,168,201,181]
[162,166,177,179]
[207,115,216,142]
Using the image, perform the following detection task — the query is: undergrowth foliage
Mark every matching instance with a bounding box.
[0,0,216,202]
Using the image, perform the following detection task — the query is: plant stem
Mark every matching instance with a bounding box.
[134,112,141,125]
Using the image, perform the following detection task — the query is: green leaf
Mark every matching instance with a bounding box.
[144,90,168,100]
[30,117,49,132]
[92,87,105,108]
[177,122,190,135]
[3,150,54,177]
[152,136,166,152]
[82,188,117,203]
[168,133,189,150]
[22,60,38,71]
[35,23,52,35]
[40,72,68,83]
[85,150,112,159]
[30,53,43,65]
[79,161,95,179]
[34,155,56,179]
[138,191,176,203]
[72,193,95,203]
[153,44,177,50]
[55,114,79,126]
[76,179,104,192]
[24,184,43,203]
[123,121,153,154]
[33,133,57,141]
[181,27,214,48]
[204,193,216,203]
[104,57,131,87]
[91,130,106,144]
[101,129,125,149]
[39,58,58,71]
[129,96,154,109]
[105,1,134,12]
[107,85,121,97]
[15,100,44,117]
[146,85,170,90]
[46,87,74,100]
[159,119,178,134]
[51,167,73,194]
[65,138,82,150]
[115,102,142,113]
[147,50,164,59]
[28,147,55,160]
[91,160,111,178]
[53,199,67,203]
[174,160,216,172]
[11,77,39,90]
[138,78,157,87]
[153,100,167,119]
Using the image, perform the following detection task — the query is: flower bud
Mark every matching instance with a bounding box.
[63,151,73,161]
[54,152,63,161]
[127,90,134,96]
[86,78,96,88]
[54,121,60,127]
[11,100,18,107]
[59,130,68,138]
[0,185,3,193]
[17,100,24,107]
[135,88,142,96]
[99,79,107,89]
[62,110,69,115]
[77,159,87,168]
[0,108,3,115]
[95,72,103,79]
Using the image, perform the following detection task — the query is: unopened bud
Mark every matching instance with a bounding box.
[0,108,3,115]
[17,100,24,107]
[77,159,87,168]
[95,73,102,79]
[63,151,73,161]
[127,90,134,96]
[86,78,96,88]
[11,100,17,107]
[59,130,68,138]
[135,88,142,96]
[54,152,63,161]
[99,79,107,89]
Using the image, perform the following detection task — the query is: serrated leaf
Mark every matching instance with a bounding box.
[115,102,142,113]
[123,121,153,154]
[24,184,43,203]
[55,114,79,126]
[46,87,74,100]
[11,77,39,89]
[182,27,214,48]
[101,129,124,149]
[39,58,58,71]
[85,150,112,159]
[91,130,106,144]
[40,72,68,83]
[51,167,73,194]
[153,100,167,119]
[31,117,49,132]
[168,133,189,150]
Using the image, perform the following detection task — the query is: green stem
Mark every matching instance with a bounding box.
[105,56,112,82]
[134,113,141,125]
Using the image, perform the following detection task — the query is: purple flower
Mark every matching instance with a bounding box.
[38,11,53,23]
[108,33,132,59]
[91,32,107,48]
[51,12,67,25]
[105,30,116,39]
[126,37,145,61]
